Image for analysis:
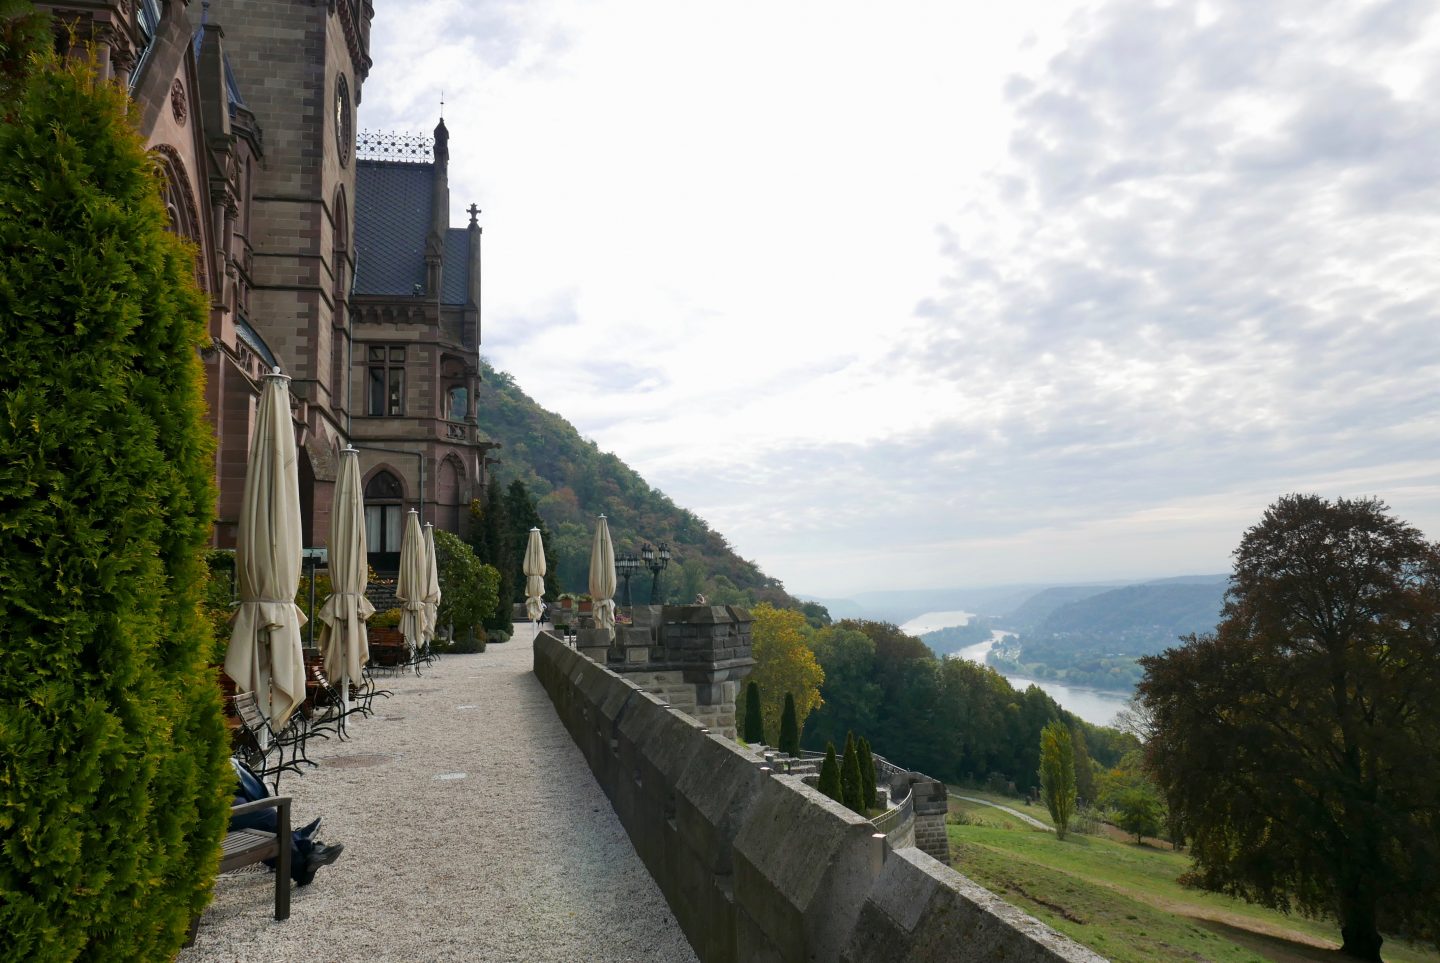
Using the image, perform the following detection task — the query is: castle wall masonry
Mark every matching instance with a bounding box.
[533,630,1105,963]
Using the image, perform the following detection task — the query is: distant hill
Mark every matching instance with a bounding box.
[1000,585,1121,633]
[990,578,1227,691]
[474,359,798,607]
[1036,580,1227,640]
[800,585,1054,625]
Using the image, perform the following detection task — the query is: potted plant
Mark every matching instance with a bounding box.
[368,607,404,645]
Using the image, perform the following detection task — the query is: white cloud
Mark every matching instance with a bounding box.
[361,0,1440,596]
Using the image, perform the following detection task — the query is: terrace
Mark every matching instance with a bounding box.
[180,624,697,962]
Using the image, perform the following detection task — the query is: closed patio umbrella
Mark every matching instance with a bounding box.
[588,514,617,643]
[422,522,442,646]
[317,447,372,708]
[524,527,546,623]
[225,369,308,728]
[395,509,425,654]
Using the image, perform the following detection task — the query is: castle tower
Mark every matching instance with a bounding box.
[216,0,375,546]
[349,117,494,572]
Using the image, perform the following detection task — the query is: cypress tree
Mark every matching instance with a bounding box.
[841,731,864,813]
[1039,721,1077,840]
[778,691,800,757]
[817,742,842,803]
[858,736,877,811]
[743,680,765,745]
[0,48,229,960]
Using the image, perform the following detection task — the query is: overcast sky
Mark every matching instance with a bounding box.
[359,0,1440,598]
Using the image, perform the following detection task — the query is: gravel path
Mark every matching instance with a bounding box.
[950,793,1056,832]
[181,624,697,963]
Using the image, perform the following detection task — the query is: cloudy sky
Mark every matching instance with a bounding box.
[359,0,1440,597]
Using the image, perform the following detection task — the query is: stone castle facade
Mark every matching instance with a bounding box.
[37,0,492,568]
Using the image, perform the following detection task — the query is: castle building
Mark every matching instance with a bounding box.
[34,0,491,565]
[349,121,495,572]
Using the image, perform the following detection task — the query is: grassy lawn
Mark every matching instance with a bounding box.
[947,819,1440,963]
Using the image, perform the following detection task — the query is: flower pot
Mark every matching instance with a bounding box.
[368,626,404,646]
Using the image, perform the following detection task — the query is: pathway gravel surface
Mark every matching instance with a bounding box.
[181,624,697,963]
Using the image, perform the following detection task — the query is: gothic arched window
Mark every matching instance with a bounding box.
[364,470,405,572]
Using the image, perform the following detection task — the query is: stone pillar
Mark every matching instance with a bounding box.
[661,605,754,740]
[608,604,755,740]
[911,777,951,865]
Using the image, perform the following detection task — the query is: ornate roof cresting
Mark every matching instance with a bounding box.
[356,130,433,163]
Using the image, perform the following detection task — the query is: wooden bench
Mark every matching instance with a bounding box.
[186,794,294,946]
[222,796,293,921]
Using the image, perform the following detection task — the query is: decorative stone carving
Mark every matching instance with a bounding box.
[170,79,187,125]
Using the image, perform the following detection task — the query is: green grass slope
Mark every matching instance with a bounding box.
[947,802,1440,963]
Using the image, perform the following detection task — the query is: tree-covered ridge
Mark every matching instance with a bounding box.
[801,620,1136,795]
[991,579,1227,691]
[474,358,799,606]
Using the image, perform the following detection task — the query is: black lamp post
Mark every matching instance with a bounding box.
[641,542,671,604]
[616,552,641,607]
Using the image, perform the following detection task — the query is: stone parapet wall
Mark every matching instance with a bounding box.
[534,631,1104,963]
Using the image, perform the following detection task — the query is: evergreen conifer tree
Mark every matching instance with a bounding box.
[858,736,877,810]
[817,743,843,803]
[0,46,229,960]
[841,731,864,813]
[743,680,765,745]
[778,691,800,757]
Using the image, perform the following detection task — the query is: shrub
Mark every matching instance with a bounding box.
[486,629,512,644]
[433,530,499,640]
[778,691,800,757]
[817,743,842,804]
[858,736,877,810]
[370,607,403,629]
[201,550,236,663]
[841,732,864,814]
[0,49,229,960]
[438,626,486,655]
[742,680,765,745]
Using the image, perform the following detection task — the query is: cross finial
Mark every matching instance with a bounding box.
[467,203,480,227]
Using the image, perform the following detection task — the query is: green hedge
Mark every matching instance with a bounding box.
[0,49,230,960]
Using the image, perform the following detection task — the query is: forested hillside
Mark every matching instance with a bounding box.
[474,359,799,606]
[801,620,1137,794]
[991,579,1227,690]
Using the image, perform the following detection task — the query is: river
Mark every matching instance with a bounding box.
[899,612,1132,729]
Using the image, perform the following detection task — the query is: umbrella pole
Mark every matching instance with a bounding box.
[257,630,273,751]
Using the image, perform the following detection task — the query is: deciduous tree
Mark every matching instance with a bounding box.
[1140,495,1440,961]
[747,603,823,740]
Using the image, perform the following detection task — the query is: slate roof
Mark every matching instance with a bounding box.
[354,160,470,304]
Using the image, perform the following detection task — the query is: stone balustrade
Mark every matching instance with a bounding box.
[534,629,1105,963]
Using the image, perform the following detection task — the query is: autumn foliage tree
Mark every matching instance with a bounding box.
[1140,495,1440,961]
[746,603,823,742]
